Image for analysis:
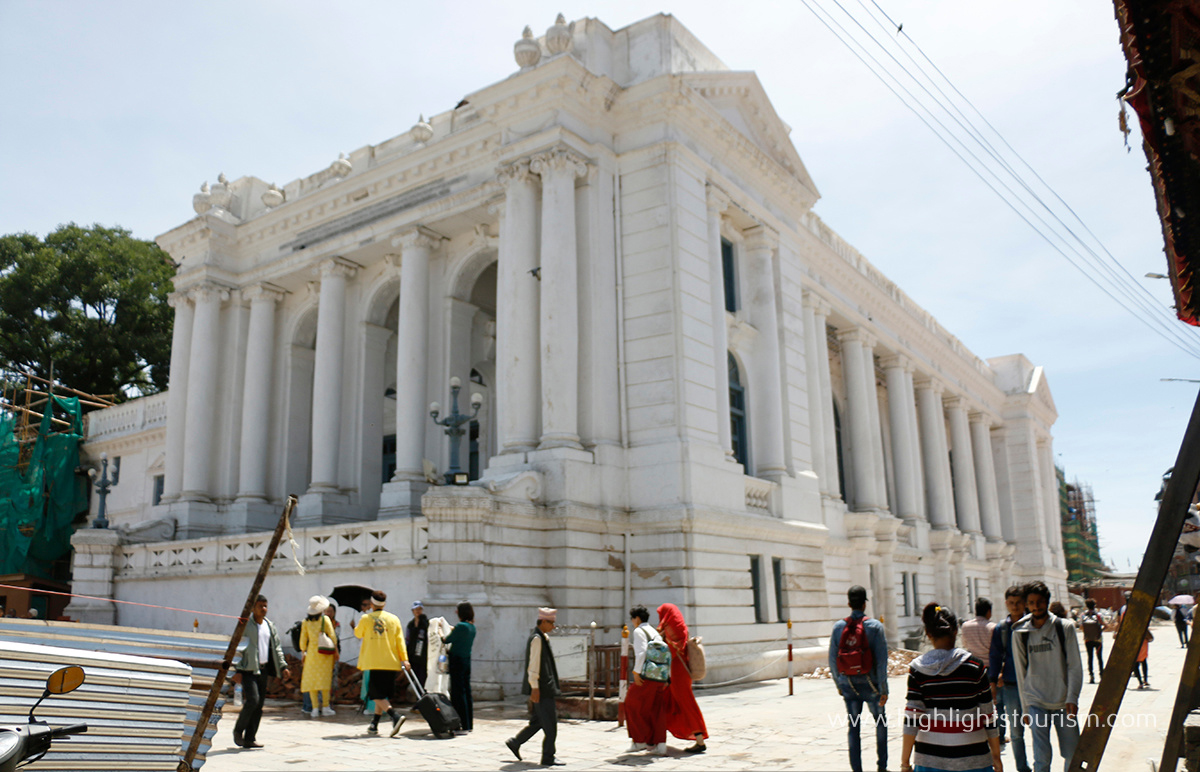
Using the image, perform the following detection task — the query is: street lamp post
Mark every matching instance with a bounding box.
[430,376,482,485]
[89,452,120,529]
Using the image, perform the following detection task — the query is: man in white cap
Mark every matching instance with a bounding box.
[506,607,563,766]
[405,600,429,701]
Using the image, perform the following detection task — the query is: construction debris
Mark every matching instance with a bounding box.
[802,648,922,680]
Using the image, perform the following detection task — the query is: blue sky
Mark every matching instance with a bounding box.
[2,1,1194,572]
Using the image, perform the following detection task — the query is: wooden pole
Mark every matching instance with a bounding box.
[787,619,794,696]
[1159,614,1200,772]
[177,495,297,772]
[1071,388,1200,772]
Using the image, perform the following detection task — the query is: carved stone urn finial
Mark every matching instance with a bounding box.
[208,174,232,211]
[545,13,574,55]
[411,114,434,144]
[261,183,285,209]
[329,152,352,179]
[192,181,211,215]
[514,25,542,68]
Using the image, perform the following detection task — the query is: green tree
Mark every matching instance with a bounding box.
[0,223,174,402]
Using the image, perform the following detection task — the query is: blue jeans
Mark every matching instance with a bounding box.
[1026,704,1079,772]
[1000,684,1031,772]
[842,680,887,772]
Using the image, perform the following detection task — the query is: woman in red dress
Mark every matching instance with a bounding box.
[657,603,708,753]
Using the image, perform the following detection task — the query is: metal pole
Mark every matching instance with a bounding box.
[1159,613,1200,772]
[177,495,297,772]
[618,625,629,727]
[1071,387,1200,772]
[787,619,794,696]
[588,622,597,721]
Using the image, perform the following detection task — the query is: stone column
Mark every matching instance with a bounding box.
[971,414,1004,541]
[530,147,588,450]
[744,225,787,477]
[392,229,438,480]
[495,161,540,455]
[706,185,734,460]
[308,257,358,492]
[1039,439,1064,564]
[861,337,889,510]
[882,355,918,520]
[802,298,828,492]
[946,397,982,534]
[810,299,840,498]
[838,329,882,509]
[903,367,926,517]
[916,378,953,528]
[235,284,285,500]
[180,283,229,500]
[162,292,194,502]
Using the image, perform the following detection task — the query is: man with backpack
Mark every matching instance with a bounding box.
[1079,599,1105,683]
[1013,580,1083,772]
[829,585,889,772]
[625,606,669,755]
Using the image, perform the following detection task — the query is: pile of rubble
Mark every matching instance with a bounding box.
[802,648,921,680]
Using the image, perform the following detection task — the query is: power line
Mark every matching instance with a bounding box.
[798,0,1200,359]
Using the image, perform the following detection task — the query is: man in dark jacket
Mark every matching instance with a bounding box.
[405,600,429,700]
[989,584,1030,772]
[506,607,562,766]
[232,595,290,749]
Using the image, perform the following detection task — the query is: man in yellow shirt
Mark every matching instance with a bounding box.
[354,590,412,736]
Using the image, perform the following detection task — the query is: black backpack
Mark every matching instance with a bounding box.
[287,620,302,651]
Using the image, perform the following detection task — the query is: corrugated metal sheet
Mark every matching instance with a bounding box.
[0,640,191,771]
[0,619,243,769]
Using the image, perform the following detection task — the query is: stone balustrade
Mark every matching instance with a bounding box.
[744,476,778,516]
[116,517,428,579]
[85,392,169,440]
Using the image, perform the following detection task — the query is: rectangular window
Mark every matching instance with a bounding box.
[750,556,766,623]
[152,475,165,506]
[772,558,786,622]
[721,237,738,313]
[901,572,911,616]
[911,573,920,611]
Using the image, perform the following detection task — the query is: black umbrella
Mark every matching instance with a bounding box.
[330,584,376,610]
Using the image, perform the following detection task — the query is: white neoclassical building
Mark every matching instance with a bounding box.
[72,13,1067,692]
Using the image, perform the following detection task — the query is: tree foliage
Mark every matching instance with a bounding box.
[0,224,175,402]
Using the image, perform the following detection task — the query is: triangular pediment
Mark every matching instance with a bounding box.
[682,71,820,203]
[1029,365,1058,418]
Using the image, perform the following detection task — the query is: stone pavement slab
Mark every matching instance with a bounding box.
[203,629,1177,771]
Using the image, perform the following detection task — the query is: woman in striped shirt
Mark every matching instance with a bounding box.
[900,603,1002,772]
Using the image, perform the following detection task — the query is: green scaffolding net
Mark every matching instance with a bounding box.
[0,396,87,578]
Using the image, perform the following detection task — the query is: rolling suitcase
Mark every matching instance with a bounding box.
[404,667,461,738]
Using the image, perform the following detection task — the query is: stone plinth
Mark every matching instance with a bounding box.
[64,528,122,625]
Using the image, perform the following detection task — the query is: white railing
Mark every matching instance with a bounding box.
[744,476,777,516]
[86,392,169,440]
[116,516,428,579]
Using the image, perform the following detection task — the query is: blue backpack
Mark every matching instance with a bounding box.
[641,634,671,683]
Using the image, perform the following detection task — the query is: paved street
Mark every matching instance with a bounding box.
[206,627,1181,771]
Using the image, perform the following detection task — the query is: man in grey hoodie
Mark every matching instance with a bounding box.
[1013,581,1083,772]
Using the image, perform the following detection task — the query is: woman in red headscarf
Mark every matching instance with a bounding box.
[657,603,708,753]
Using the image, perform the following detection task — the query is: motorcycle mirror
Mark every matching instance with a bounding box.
[28,666,85,723]
[46,666,85,695]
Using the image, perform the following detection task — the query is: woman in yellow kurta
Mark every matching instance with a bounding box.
[299,595,338,716]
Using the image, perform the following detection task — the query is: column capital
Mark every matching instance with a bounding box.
[878,353,912,372]
[743,224,779,253]
[943,394,971,413]
[242,283,286,304]
[188,282,231,304]
[530,146,588,180]
[315,256,361,280]
[167,291,192,309]
[801,291,832,318]
[913,376,946,396]
[390,225,442,252]
[836,327,872,346]
[496,158,536,188]
[706,183,732,214]
[968,411,996,427]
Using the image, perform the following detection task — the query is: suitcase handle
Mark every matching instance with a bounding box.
[403,664,427,699]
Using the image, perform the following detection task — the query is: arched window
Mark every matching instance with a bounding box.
[729,352,749,468]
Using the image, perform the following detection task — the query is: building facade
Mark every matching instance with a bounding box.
[71,13,1068,693]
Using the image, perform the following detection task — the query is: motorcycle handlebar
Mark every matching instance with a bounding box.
[51,724,87,737]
